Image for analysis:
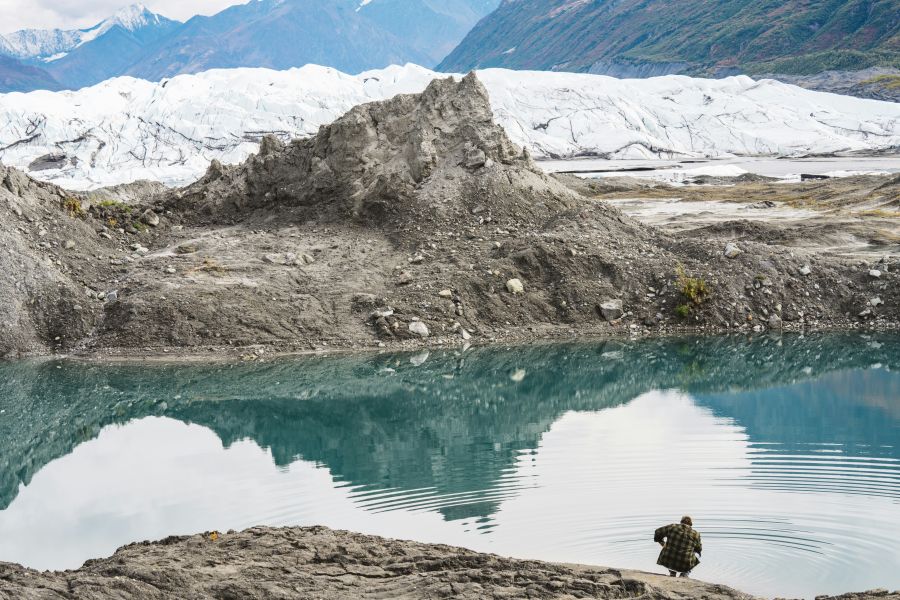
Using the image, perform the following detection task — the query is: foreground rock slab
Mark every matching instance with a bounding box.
[0,527,733,599]
[0,527,896,600]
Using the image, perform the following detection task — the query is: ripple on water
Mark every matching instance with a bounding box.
[0,334,897,599]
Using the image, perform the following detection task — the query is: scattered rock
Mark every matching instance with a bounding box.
[723,242,742,258]
[464,144,487,169]
[869,269,882,278]
[371,307,394,319]
[63,240,76,250]
[506,278,524,294]
[408,321,430,338]
[768,314,783,329]
[799,265,812,276]
[140,209,160,227]
[300,253,315,265]
[870,297,884,307]
[599,299,624,322]
[438,289,453,298]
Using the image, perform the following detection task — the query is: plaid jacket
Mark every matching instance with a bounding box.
[654,523,702,573]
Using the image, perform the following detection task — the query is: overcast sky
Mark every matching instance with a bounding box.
[0,0,243,32]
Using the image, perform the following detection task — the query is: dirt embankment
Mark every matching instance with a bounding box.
[0,526,895,600]
[0,73,897,359]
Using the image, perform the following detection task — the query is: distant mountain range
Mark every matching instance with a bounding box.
[2,0,897,100]
[0,0,500,92]
[439,0,900,78]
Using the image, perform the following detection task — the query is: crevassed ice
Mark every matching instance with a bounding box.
[1,63,898,190]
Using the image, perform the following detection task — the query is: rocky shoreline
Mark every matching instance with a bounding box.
[0,526,895,600]
[0,73,897,361]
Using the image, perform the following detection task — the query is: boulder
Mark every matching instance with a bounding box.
[506,278,524,294]
[599,299,624,322]
[723,243,742,259]
[409,321,430,338]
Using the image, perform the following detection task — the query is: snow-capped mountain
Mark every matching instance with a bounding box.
[0,0,499,92]
[0,4,181,91]
[124,0,499,80]
[1,4,178,61]
[1,64,898,190]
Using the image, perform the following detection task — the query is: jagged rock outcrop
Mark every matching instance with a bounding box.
[172,73,577,231]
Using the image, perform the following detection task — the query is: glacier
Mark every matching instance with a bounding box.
[0,63,898,190]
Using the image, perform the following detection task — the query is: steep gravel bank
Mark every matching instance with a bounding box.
[0,74,897,359]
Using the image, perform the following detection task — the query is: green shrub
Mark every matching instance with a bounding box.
[676,264,709,305]
[62,197,84,218]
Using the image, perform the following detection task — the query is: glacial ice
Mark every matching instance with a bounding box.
[0,63,898,190]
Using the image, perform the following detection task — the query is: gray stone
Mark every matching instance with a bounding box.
[599,299,624,322]
[723,243,742,259]
[799,265,812,276]
[408,321,430,338]
[140,209,160,227]
[371,307,394,319]
[768,314,783,329]
[506,278,524,294]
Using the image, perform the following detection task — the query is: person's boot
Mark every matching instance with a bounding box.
[680,572,691,579]
[669,571,677,577]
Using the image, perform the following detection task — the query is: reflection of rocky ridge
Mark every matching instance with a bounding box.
[1,333,898,515]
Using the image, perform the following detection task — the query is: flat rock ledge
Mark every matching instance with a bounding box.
[0,527,896,600]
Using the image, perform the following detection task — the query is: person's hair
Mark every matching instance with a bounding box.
[681,516,693,526]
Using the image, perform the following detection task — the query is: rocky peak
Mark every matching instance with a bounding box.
[175,72,575,231]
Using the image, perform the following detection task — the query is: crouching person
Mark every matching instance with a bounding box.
[654,516,702,577]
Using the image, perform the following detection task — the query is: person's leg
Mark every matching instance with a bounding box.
[668,570,677,577]
[680,570,692,578]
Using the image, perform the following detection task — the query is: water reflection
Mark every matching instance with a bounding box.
[0,333,897,597]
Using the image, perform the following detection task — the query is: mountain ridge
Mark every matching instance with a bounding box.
[438,0,900,80]
[0,0,500,92]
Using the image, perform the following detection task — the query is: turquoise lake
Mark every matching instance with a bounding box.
[0,333,898,598]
